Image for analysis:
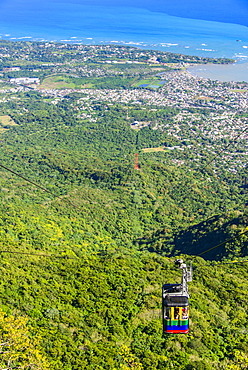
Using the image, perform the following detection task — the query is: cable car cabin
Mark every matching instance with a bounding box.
[162,283,189,334]
[162,259,192,334]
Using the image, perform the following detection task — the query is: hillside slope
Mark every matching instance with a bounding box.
[0,48,247,368]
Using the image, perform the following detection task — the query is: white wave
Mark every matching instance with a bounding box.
[196,48,216,52]
[161,43,178,46]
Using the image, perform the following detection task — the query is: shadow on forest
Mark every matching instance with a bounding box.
[137,214,247,261]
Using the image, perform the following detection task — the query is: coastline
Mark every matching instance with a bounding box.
[187,62,248,82]
[0,3,248,61]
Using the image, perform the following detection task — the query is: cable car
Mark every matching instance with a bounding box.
[162,259,192,334]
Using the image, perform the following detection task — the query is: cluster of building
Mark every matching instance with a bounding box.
[9,77,40,85]
[56,70,246,173]
[0,46,247,173]
[39,69,248,112]
[160,70,248,112]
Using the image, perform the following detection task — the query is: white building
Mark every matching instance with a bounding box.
[10,77,40,85]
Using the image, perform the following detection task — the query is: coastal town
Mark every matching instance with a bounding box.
[0,40,247,175]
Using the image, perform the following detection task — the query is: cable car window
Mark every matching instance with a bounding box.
[174,308,180,320]
[182,307,188,319]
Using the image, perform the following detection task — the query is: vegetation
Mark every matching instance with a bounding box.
[40,75,141,90]
[0,40,246,369]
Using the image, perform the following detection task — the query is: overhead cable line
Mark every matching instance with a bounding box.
[214,259,248,265]
[0,249,78,259]
[0,162,79,209]
[194,125,248,260]
[0,126,246,262]
[201,124,248,170]
[198,228,248,257]
[0,163,57,196]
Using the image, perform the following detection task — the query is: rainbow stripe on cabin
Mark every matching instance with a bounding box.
[163,306,189,334]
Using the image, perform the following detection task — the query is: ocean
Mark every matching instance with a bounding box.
[0,0,248,81]
[187,62,248,83]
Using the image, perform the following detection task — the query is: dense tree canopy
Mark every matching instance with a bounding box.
[0,40,246,369]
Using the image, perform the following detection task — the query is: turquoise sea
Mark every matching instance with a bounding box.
[0,0,248,80]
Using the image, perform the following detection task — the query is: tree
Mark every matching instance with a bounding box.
[0,309,49,369]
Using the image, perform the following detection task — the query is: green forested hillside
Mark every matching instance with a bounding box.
[0,245,248,369]
[0,44,247,369]
[0,92,246,256]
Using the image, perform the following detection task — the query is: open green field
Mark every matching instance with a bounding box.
[40,75,80,89]
[230,89,247,93]
[40,74,137,90]
[142,146,166,152]
[0,115,17,126]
